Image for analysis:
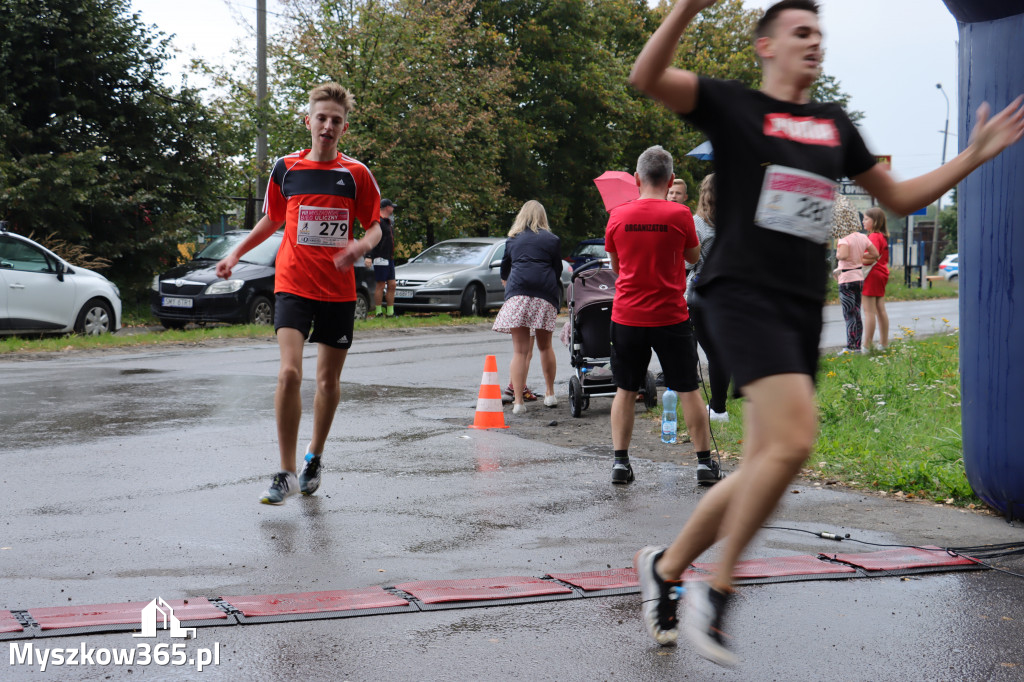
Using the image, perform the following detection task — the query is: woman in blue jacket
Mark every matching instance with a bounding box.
[493,200,563,414]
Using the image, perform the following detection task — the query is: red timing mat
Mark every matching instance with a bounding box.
[547,568,637,591]
[822,546,978,572]
[396,576,573,604]
[3,549,985,640]
[1,610,23,634]
[694,554,859,579]
[221,588,409,618]
[29,599,226,630]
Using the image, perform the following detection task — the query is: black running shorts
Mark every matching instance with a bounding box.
[274,292,355,349]
[609,321,699,393]
[699,278,822,391]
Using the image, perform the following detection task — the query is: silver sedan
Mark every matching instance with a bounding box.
[393,237,570,316]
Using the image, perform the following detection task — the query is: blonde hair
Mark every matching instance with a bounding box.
[865,206,888,238]
[309,82,354,116]
[696,173,716,225]
[508,200,550,237]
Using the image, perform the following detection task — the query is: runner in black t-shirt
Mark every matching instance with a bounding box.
[629,0,1024,666]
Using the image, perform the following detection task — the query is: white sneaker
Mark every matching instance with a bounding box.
[512,403,527,415]
[633,546,680,646]
[708,407,729,422]
[260,471,298,505]
[684,581,737,666]
[543,394,558,407]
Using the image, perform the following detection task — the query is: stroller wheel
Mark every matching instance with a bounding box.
[569,375,583,418]
[643,371,658,409]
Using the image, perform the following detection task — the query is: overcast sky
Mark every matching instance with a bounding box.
[132,0,967,181]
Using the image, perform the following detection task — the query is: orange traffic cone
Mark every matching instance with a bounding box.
[469,354,509,429]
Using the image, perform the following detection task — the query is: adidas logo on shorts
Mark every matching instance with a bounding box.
[337,335,349,344]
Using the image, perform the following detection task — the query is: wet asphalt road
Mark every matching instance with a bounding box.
[4,297,1023,680]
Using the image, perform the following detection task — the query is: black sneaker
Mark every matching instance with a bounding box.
[633,546,681,645]
[683,581,737,666]
[611,460,634,484]
[260,471,298,505]
[299,452,322,495]
[696,460,722,486]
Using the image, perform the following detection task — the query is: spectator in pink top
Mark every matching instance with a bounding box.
[835,220,879,353]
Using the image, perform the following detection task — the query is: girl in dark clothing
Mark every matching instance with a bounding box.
[493,200,562,414]
[685,174,731,421]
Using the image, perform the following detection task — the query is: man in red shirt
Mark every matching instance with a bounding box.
[216,82,382,505]
[604,145,713,486]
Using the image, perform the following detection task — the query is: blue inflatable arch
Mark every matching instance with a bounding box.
[942,0,1024,520]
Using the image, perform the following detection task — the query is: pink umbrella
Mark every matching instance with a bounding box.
[593,171,638,212]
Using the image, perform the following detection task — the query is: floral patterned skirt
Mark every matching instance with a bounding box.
[492,296,558,334]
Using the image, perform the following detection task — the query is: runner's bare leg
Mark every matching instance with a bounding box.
[709,373,816,591]
[275,328,306,473]
[309,344,347,456]
[655,399,764,580]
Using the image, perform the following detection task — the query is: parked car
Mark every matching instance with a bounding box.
[151,230,375,329]
[393,237,571,316]
[568,238,608,271]
[939,253,959,281]
[0,226,121,335]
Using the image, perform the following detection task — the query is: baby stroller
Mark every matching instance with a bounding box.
[566,259,657,417]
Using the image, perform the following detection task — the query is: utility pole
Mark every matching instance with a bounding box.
[251,0,268,226]
[929,83,950,273]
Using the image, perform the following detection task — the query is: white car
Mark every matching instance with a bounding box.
[0,226,121,335]
[939,253,959,281]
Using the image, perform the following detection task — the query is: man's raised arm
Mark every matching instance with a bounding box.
[629,0,718,115]
[856,97,1024,215]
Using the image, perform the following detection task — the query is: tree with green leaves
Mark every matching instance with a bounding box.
[202,0,856,252]
[206,0,516,248]
[0,0,233,294]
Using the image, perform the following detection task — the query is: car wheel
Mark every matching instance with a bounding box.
[949,274,958,282]
[569,375,583,418]
[248,295,273,326]
[460,283,484,317]
[74,298,114,335]
[354,291,370,320]
[643,371,658,409]
[159,318,187,330]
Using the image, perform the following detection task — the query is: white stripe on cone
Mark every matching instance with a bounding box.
[475,398,504,412]
[481,371,499,385]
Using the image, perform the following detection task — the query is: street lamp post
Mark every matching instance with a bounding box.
[929,83,951,274]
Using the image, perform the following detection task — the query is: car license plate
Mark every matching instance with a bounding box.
[162,296,193,308]
[394,290,414,299]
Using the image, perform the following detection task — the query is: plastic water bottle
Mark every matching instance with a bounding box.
[661,389,678,444]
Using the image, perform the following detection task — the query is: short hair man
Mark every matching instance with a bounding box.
[630,0,1024,665]
[365,198,398,316]
[604,145,714,487]
[216,82,382,505]
[667,178,688,204]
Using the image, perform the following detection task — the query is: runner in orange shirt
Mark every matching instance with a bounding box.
[216,82,382,505]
